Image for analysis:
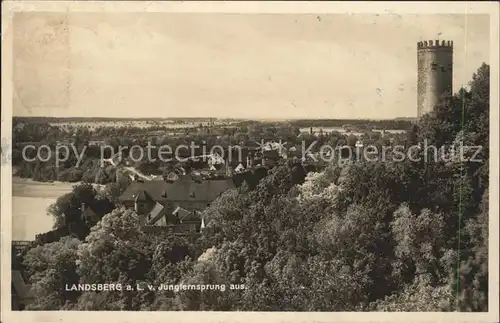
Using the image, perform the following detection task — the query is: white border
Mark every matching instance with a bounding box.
[1,2,498,323]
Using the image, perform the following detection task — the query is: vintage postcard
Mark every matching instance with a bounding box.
[1,1,499,322]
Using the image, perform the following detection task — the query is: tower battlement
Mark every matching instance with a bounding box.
[416,38,454,118]
[417,40,453,50]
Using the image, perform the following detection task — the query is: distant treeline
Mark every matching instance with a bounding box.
[14,117,414,129]
[289,119,415,130]
[13,117,233,123]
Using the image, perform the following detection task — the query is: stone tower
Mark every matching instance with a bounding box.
[417,40,454,118]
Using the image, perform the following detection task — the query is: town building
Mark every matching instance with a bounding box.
[80,203,99,224]
[118,175,236,234]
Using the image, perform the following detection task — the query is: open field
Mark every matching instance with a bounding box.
[47,119,240,130]
[299,127,407,136]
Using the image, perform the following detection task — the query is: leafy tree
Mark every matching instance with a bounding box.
[23,237,82,310]
[73,208,151,310]
[453,189,489,311]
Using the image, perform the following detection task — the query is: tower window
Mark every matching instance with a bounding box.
[430,62,437,70]
[440,66,445,72]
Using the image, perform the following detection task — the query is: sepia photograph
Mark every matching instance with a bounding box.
[1,1,499,322]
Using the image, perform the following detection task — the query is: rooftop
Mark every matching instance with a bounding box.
[119,176,236,203]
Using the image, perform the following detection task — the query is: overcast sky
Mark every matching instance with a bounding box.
[12,13,490,119]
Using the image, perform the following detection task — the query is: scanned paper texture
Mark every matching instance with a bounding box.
[1,1,498,323]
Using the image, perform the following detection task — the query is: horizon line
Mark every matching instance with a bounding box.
[12,116,418,121]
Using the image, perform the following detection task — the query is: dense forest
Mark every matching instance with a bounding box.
[15,63,489,311]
